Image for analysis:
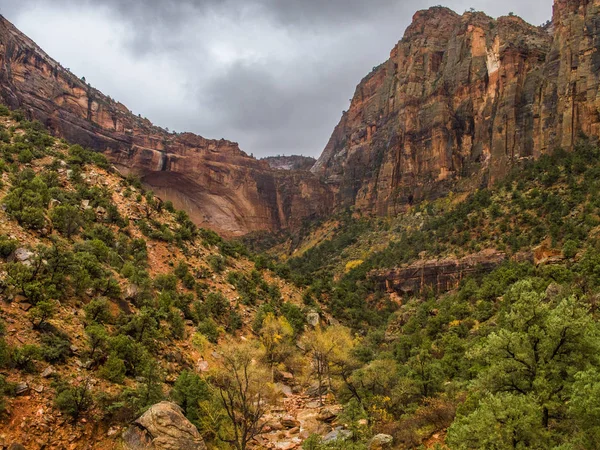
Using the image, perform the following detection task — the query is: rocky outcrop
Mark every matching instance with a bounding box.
[122,402,206,450]
[371,249,507,296]
[0,16,332,236]
[2,0,599,235]
[263,155,317,171]
[313,0,600,215]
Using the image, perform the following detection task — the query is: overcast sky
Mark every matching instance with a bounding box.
[0,0,551,158]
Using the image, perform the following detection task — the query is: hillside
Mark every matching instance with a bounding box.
[0,107,351,449]
[251,134,600,448]
[4,0,600,449]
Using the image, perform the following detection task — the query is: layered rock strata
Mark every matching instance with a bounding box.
[313,0,600,215]
[0,16,332,236]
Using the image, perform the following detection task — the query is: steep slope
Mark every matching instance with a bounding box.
[0,108,342,449]
[0,15,332,237]
[313,0,600,215]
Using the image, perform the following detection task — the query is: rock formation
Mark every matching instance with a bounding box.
[1,0,600,234]
[313,0,600,215]
[122,402,207,450]
[371,250,507,296]
[263,155,317,171]
[0,16,332,236]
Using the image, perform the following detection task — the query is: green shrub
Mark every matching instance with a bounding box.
[28,300,56,329]
[41,333,71,363]
[205,292,229,320]
[280,303,305,335]
[84,298,112,324]
[171,371,210,427]
[12,344,41,372]
[164,200,175,212]
[54,380,93,421]
[197,319,220,344]
[0,235,18,258]
[101,353,127,384]
[207,255,226,273]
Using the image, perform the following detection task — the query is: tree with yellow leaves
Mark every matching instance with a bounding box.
[301,324,357,405]
[259,313,294,381]
[209,342,275,450]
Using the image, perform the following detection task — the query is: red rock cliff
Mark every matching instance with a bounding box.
[313,1,600,214]
[0,16,332,236]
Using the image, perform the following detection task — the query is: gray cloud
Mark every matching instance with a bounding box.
[0,0,552,157]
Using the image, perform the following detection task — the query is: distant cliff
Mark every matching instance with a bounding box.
[263,155,317,171]
[0,16,332,236]
[313,0,600,215]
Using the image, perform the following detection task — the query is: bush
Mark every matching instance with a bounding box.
[280,303,306,335]
[28,300,56,329]
[563,240,579,259]
[100,353,127,384]
[197,319,220,344]
[84,298,112,324]
[164,200,175,212]
[0,235,18,258]
[41,333,71,363]
[227,310,243,333]
[171,371,210,427]
[207,255,226,273]
[54,380,93,421]
[19,207,46,229]
[12,344,41,372]
[205,292,229,320]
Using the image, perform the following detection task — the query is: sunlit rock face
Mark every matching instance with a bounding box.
[0,15,333,236]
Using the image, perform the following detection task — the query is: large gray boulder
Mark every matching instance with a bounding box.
[122,401,206,450]
[369,433,393,449]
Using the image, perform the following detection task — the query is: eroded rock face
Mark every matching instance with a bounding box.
[263,155,317,171]
[313,0,600,215]
[371,249,507,296]
[0,16,332,236]
[122,402,206,450]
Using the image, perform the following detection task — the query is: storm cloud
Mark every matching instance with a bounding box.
[0,0,551,157]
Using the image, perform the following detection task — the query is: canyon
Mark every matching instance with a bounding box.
[1,0,600,236]
[0,16,332,236]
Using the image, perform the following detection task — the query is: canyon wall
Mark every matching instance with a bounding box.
[0,16,332,236]
[313,0,600,215]
[1,0,599,234]
[371,250,508,297]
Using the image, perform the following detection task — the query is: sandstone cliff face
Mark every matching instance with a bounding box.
[263,155,317,171]
[0,16,332,236]
[313,0,600,215]
[371,250,507,297]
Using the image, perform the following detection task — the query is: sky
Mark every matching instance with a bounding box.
[0,0,552,158]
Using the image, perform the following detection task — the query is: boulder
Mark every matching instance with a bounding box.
[196,360,209,372]
[13,248,33,263]
[15,382,29,395]
[280,415,300,429]
[274,383,293,398]
[369,434,393,450]
[306,312,320,327]
[8,444,26,450]
[322,427,352,443]
[122,401,206,450]
[317,407,338,423]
